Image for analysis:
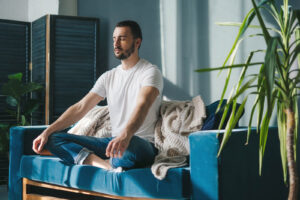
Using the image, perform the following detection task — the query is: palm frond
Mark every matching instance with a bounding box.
[218,97,248,156]
[195,62,263,73]
[252,0,271,44]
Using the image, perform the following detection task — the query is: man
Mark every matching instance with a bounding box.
[32,20,163,171]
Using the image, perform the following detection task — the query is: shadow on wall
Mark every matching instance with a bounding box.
[98,18,109,75]
[162,77,192,101]
[160,0,210,103]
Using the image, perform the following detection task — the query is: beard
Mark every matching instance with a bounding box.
[114,42,135,60]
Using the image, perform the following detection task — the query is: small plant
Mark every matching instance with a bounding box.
[0,73,42,154]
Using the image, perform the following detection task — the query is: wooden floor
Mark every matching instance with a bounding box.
[23,178,169,200]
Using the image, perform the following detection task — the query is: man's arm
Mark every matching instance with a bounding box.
[106,86,159,158]
[32,92,103,154]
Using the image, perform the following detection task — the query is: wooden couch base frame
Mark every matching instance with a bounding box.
[23,178,168,200]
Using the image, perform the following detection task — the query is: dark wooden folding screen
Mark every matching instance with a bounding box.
[0,15,101,125]
[31,15,100,124]
[0,19,31,125]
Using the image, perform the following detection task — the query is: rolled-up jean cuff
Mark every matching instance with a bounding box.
[75,147,93,165]
[109,158,114,168]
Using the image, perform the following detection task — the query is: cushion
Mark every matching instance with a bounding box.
[201,100,244,130]
[20,155,191,199]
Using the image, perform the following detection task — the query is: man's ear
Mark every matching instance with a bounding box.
[135,38,142,49]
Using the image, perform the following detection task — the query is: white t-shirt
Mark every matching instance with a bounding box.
[90,59,163,142]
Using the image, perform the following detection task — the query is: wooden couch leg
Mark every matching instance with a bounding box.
[23,178,28,200]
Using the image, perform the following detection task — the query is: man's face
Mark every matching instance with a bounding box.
[113,27,137,60]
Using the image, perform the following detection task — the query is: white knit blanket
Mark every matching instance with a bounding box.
[68,96,206,180]
[151,96,206,179]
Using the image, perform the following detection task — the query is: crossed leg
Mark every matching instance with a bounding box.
[45,132,158,170]
[83,153,112,170]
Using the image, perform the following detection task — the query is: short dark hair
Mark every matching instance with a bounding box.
[116,20,142,40]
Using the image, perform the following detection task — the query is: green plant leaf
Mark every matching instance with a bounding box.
[216,22,281,34]
[252,0,271,44]
[247,94,260,144]
[22,82,43,95]
[268,3,284,34]
[2,73,43,101]
[233,97,247,126]
[257,66,265,133]
[259,89,276,175]
[294,28,300,68]
[211,0,269,113]
[6,96,17,107]
[8,73,22,81]
[20,115,27,126]
[230,77,257,103]
[24,99,40,116]
[289,41,300,66]
[283,0,289,30]
[259,111,271,175]
[218,97,247,156]
[218,101,231,131]
[218,101,237,156]
[1,79,23,101]
[195,62,263,73]
[0,123,9,130]
[277,102,288,184]
[264,37,279,110]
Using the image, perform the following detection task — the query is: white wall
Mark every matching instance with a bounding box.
[28,0,59,22]
[0,0,77,22]
[0,0,29,21]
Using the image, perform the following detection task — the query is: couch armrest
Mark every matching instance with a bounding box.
[9,125,48,200]
[189,130,220,200]
[189,127,292,200]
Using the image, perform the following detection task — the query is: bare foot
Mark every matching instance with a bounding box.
[83,153,112,170]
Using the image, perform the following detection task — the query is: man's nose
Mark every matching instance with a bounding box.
[114,39,120,47]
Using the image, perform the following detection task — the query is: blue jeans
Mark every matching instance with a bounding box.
[45,132,158,169]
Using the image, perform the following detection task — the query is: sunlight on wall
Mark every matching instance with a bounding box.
[160,0,209,102]
[160,0,178,88]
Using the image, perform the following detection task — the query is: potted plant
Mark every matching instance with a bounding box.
[196,0,300,199]
[0,73,42,184]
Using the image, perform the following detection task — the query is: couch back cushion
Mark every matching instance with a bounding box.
[201,100,244,130]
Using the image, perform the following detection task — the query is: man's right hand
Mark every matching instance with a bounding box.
[31,92,103,154]
[32,132,49,154]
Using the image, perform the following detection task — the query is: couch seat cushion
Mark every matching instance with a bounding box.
[20,155,190,199]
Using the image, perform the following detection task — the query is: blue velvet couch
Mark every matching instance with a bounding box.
[9,125,297,200]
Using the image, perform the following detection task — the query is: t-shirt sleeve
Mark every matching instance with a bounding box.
[141,67,163,94]
[90,72,107,98]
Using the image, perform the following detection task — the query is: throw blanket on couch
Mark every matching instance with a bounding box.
[68,96,206,180]
[151,96,206,179]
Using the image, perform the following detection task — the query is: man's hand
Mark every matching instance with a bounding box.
[32,132,49,154]
[32,92,103,155]
[105,86,159,158]
[106,133,132,158]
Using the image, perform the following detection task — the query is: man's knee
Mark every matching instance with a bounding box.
[45,133,66,150]
[127,136,157,158]
[111,136,157,169]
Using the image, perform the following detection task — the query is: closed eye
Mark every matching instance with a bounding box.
[113,36,128,42]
